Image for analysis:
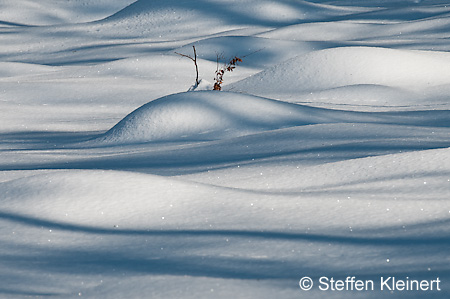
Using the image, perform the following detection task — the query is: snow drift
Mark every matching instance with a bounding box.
[97,91,336,143]
[96,90,450,144]
[2,0,450,298]
[228,46,450,97]
[0,0,136,25]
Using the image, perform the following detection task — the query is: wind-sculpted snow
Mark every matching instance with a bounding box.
[228,47,450,100]
[0,170,227,228]
[97,91,342,143]
[95,0,373,40]
[95,90,450,144]
[1,0,450,298]
[0,0,136,25]
[106,0,366,25]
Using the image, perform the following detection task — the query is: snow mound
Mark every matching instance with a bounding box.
[96,91,338,144]
[228,47,450,97]
[107,0,362,24]
[0,0,135,25]
[258,4,450,42]
[186,146,450,197]
[100,0,368,39]
[94,90,450,145]
[0,170,224,228]
[0,62,57,78]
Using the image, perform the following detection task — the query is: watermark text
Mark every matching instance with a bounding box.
[299,276,441,292]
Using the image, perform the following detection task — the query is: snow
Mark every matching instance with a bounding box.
[1,0,450,298]
[0,0,136,25]
[228,47,450,103]
[95,92,346,143]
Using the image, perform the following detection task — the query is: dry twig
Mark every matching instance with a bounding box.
[175,45,199,86]
[214,55,242,91]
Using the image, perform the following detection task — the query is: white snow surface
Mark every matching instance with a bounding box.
[1,0,450,298]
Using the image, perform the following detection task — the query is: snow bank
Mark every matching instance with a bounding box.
[193,146,450,195]
[94,90,450,145]
[0,62,56,78]
[260,15,450,42]
[107,0,365,25]
[0,170,225,228]
[2,0,450,298]
[96,91,337,144]
[0,0,135,25]
[228,46,450,98]
[100,0,368,39]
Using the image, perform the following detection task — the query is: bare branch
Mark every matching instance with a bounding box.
[174,52,195,62]
[175,45,199,86]
[192,46,199,86]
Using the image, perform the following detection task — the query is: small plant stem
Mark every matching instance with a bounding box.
[175,45,199,86]
[193,46,199,86]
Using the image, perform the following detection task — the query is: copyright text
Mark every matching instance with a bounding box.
[299,276,441,292]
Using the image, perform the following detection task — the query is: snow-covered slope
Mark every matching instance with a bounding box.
[228,46,450,105]
[96,92,338,143]
[1,0,450,298]
[0,0,136,25]
[95,90,450,145]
